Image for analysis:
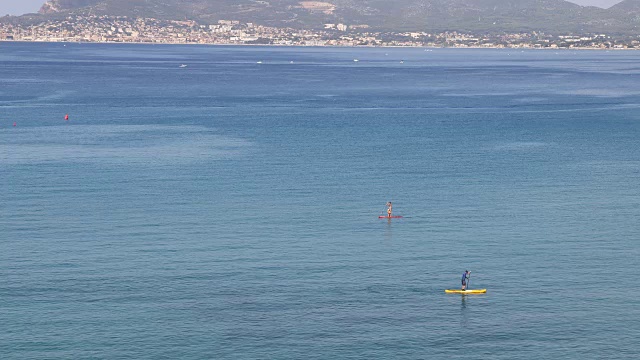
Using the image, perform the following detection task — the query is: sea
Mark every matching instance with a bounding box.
[1,42,639,359]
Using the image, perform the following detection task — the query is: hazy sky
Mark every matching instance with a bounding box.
[570,0,625,7]
[0,0,628,16]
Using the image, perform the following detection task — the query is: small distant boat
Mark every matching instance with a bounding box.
[256,61,263,64]
[400,60,404,64]
[353,59,359,62]
[179,64,187,68]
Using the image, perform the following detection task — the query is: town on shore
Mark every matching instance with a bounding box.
[1,15,639,49]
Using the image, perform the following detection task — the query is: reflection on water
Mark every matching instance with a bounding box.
[384,219,393,241]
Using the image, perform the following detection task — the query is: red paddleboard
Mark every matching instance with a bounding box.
[379,216,403,219]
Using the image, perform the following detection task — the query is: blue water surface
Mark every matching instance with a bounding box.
[1,43,639,359]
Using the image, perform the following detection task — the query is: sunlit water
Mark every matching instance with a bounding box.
[1,43,639,359]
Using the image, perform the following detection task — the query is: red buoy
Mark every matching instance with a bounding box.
[64,114,69,121]
[13,122,17,127]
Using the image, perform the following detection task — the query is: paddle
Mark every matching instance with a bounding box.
[466,272,471,290]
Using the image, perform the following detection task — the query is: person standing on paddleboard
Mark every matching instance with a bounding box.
[461,270,470,290]
[386,202,392,218]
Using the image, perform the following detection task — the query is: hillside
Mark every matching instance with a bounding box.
[21,0,640,34]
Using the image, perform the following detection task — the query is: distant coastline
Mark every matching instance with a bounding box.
[1,39,637,51]
[2,15,638,50]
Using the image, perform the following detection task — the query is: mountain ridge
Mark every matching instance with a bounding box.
[16,0,640,34]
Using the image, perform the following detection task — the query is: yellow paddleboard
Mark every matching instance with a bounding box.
[445,289,487,294]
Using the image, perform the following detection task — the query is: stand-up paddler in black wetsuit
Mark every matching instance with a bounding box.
[461,270,471,290]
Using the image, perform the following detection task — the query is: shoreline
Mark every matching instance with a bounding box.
[1,39,635,51]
